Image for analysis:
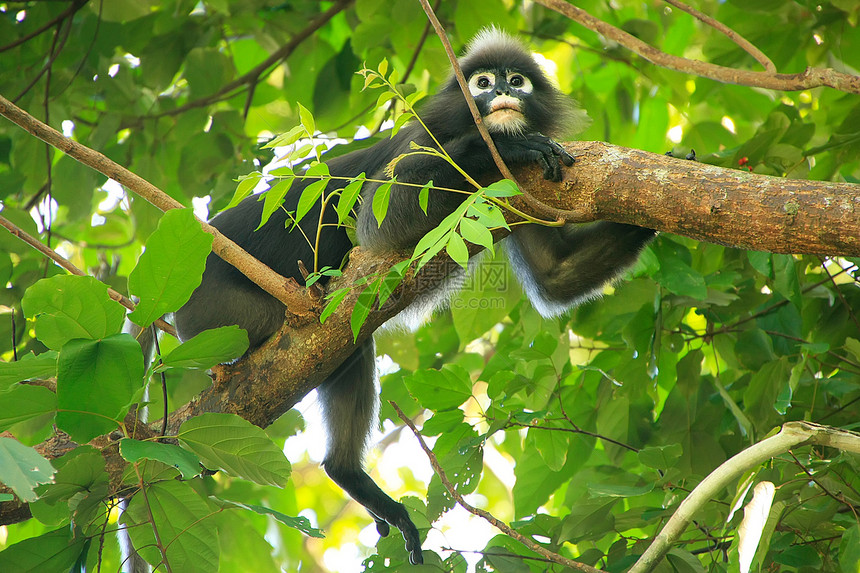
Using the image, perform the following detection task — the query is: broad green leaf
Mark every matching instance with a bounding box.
[0,351,57,392]
[123,480,219,573]
[120,438,201,479]
[128,208,213,327]
[839,525,860,573]
[159,325,249,370]
[638,443,683,471]
[528,427,569,472]
[0,527,85,573]
[56,335,144,443]
[21,275,126,350]
[178,413,291,487]
[0,437,55,502]
[0,384,56,432]
[404,365,472,411]
[32,446,107,509]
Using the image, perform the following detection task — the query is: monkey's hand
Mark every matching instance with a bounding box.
[494,132,575,182]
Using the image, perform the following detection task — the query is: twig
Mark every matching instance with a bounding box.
[144,0,353,120]
[534,0,860,94]
[0,94,314,317]
[0,214,177,338]
[390,400,608,573]
[663,0,775,72]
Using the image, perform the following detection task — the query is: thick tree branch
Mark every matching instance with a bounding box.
[534,0,860,94]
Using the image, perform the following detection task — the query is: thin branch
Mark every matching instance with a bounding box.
[628,421,860,573]
[0,94,315,318]
[0,214,177,338]
[144,0,353,120]
[390,401,608,573]
[0,0,86,54]
[534,0,860,94]
[663,0,775,72]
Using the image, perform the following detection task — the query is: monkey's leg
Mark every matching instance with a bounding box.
[318,341,423,565]
[506,222,656,317]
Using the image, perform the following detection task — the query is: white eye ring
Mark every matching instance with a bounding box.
[507,72,533,94]
[468,71,496,96]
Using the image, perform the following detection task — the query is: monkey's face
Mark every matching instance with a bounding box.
[467,69,533,135]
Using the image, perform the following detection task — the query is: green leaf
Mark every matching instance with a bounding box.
[123,480,219,573]
[459,217,494,253]
[0,351,58,392]
[638,443,683,471]
[839,525,860,573]
[120,438,201,479]
[335,173,365,223]
[262,125,305,149]
[418,180,432,214]
[446,232,469,268]
[128,208,214,327]
[224,171,264,210]
[21,275,126,350]
[350,280,378,340]
[229,502,325,538]
[258,177,294,229]
[56,335,144,443]
[404,365,472,411]
[0,437,55,502]
[482,179,520,197]
[0,527,86,573]
[587,482,654,497]
[0,384,56,432]
[178,413,291,487]
[372,181,394,227]
[297,102,315,135]
[295,178,328,223]
[160,325,249,370]
[320,287,350,324]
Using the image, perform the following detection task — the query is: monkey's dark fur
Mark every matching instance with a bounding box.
[174,29,655,565]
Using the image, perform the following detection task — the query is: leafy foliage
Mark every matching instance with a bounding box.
[1,1,859,572]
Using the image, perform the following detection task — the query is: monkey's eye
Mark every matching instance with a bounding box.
[477,76,491,89]
[468,71,497,97]
[509,75,524,87]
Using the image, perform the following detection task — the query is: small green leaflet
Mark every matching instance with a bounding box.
[459,217,494,255]
[297,102,315,135]
[483,179,521,197]
[262,125,305,149]
[335,174,365,223]
[372,181,394,228]
[295,163,331,223]
[418,180,432,214]
[227,501,325,538]
[446,232,469,268]
[224,171,264,211]
[257,177,294,230]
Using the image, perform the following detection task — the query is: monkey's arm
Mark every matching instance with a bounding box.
[358,131,573,251]
[506,222,656,317]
